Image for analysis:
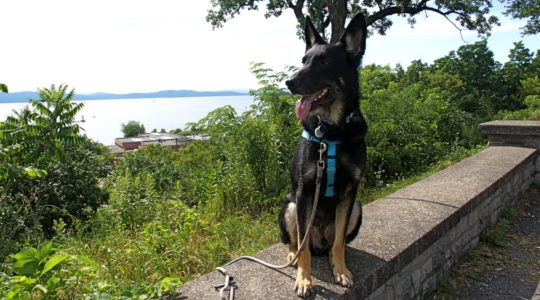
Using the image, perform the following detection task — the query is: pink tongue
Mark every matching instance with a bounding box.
[295,95,314,120]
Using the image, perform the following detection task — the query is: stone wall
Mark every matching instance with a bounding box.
[365,147,535,299]
[176,121,540,299]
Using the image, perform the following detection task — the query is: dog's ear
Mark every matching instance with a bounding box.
[340,13,367,66]
[305,16,325,52]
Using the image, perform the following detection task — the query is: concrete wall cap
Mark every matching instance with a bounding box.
[479,120,540,136]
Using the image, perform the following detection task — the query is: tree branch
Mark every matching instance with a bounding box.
[367,1,467,41]
[287,0,305,22]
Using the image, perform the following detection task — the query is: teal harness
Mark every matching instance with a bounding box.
[302,130,341,197]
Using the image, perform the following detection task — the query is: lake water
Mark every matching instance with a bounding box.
[0,96,255,145]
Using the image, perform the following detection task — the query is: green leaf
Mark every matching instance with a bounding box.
[12,247,39,276]
[77,255,99,269]
[12,247,38,262]
[12,259,40,277]
[41,254,70,275]
[37,242,54,262]
[23,167,38,178]
[12,275,37,285]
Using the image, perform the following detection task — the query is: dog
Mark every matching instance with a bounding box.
[278,13,368,297]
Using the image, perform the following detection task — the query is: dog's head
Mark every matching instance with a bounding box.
[286,13,367,123]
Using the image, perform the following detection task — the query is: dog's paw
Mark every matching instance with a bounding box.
[294,275,312,298]
[333,266,353,287]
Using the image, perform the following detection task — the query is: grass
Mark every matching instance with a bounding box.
[482,207,517,246]
[56,205,280,297]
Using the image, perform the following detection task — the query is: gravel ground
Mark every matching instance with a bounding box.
[430,186,540,300]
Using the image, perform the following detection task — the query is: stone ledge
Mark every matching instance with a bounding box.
[479,120,540,135]
[175,146,537,299]
[479,120,540,149]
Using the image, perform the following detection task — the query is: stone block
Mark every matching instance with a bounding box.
[479,120,540,149]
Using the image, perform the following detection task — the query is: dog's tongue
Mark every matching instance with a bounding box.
[295,95,315,120]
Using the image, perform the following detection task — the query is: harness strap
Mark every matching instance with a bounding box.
[302,130,341,197]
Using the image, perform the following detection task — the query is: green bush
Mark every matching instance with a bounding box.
[0,241,182,299]
[0,138,112,243]
[361,66,482,186]
[0,242,99,299]
[0,85,113,259]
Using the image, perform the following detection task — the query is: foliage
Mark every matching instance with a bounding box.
[111,145,183,196]
[0,84,82,181]
[0,85,113,258]
[1,85,85,162]
[121,120,146,137]
[0,241,182,299]
[361,68,481,185]
[505,0,540,35]
[0,137,112,257]
[497,75,540,120]
[207,0,502,42]
[0,242,98,299]
[482,207,517,246]
[50,185,276,297]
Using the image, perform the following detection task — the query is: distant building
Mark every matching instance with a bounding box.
[108,132,209,157]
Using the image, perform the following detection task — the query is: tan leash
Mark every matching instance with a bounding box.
[214,142,328,299]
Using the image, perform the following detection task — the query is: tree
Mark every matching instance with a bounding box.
[498,41,534,108]
[0,85,112,248]
[30,85,85,154]
[1,84,83,179]
[432,40,503,114]
[505,0,540,35]
[121,120,146,137]
[207,0,501,43]
[0,83,7,93]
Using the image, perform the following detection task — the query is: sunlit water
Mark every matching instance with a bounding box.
[0,96,254,145]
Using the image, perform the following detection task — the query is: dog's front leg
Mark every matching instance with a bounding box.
[330,195,354,287]
[295,188,313,297]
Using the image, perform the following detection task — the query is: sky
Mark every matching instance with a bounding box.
[1,0,538,94]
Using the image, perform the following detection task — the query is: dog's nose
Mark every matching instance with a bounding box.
[285,78,296,91]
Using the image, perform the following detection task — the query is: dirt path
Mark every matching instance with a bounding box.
[430,186,540,300]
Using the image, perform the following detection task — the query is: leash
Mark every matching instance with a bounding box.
[214,141,328,299]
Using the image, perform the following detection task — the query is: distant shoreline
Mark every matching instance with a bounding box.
[0,89,250,104]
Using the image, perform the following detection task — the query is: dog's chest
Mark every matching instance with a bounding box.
[301,146,362,182]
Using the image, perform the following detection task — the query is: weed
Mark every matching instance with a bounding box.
[483,206,517,247]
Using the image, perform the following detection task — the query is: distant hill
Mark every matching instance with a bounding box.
[0,89,249,103]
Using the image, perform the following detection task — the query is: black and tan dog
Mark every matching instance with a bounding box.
[278,13,368,297]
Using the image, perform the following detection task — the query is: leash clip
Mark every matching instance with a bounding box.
[316,142,327,184]
[318,142,327,155]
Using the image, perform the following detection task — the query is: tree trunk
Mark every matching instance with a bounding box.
[328,0,348,43]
